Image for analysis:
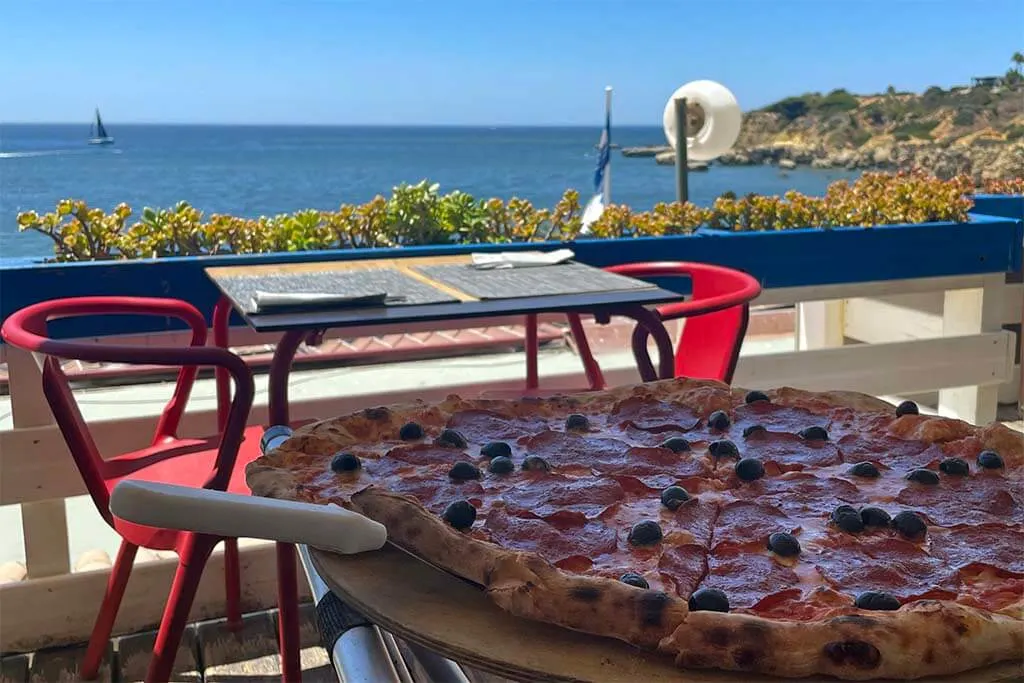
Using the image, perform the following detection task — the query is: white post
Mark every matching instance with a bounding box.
[603,86,612,204]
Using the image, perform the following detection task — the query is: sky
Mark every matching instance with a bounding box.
[1,0,1021,126]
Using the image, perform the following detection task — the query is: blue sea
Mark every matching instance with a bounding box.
[0,124,860,259]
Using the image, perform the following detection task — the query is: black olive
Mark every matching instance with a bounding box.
[565,413,590,431]
[767,532,801,557]
[619,572,649,589]
[855,591,901,611]
[895,400,919,417]
[831,505,865,533]
[660,436,691,453]
[398,422,424,441]
[487,456,514,474]
[436,429,468,449]
[442,500,477,530]
[522,455,552,472]
[977,450,1005,470]
[660,486,691,510]
[939,457,970,476]
[745,390,770,404]
[627,520,663,546]
[481,441,512,459]
[688,588,730,613]
[848,462,881,478]
[859,506,891,527]
[798,426,829,441]
[891,510,927,539]
[330,452,361,472]
[735,457,765,482]
[742,424,768,439]
[709,439,740,459]
[905,468,940,486]
[708,410,731,430]
[449,461,481,481]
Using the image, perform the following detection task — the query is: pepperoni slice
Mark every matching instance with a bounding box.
[815,534,955,601]
[895,475,1023,527]
[523,430,630,470]
[699,547,802,609]
[732,402,829,437]
[611,424,696,448]
[736,473,861,517]
[501,476,624,521]
[664,497,719,547]
[930,524,1024,577]
[392,475,484,515]
[484,506,618,564]
[608,447,710,489]
[446,409,550,444]
[385,444,465,466]
[609,396,701,432]
[742,433,841,470]
[713,500,800,547]
[837,434,945,470]
[657,544,707,598]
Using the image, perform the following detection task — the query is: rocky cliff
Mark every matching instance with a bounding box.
[629,82,1024,180]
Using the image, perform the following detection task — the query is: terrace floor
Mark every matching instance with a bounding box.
[0,602,513,683]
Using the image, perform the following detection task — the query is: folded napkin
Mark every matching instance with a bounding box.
[250,291,405,314]
[470,248,575,270]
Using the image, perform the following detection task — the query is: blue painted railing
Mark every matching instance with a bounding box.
[970,194,1024,222]
[1,215,1021,341]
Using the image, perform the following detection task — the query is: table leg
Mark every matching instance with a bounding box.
[212,296,234,432]
[525,314,539,390]
[265,328,308,682]
[268,329,307,427]
[619,306,675,381]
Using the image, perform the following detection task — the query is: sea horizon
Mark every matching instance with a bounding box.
[1,124,859,260]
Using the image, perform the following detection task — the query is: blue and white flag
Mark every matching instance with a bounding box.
[582,88,612,233]
[593,107,611,194]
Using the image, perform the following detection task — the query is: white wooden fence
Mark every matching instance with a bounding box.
[0,272,1017,653]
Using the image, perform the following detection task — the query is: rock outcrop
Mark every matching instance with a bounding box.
[621,82,1024,180]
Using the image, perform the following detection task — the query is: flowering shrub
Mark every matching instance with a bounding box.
[17,173,979,262]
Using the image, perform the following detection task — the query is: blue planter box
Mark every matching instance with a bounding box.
[970,194,1024,222]
[1,215,1021,341]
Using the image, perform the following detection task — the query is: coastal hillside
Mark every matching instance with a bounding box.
[635,62,1024,180]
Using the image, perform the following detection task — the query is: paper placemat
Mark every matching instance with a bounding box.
[413,262,656,300]
[217,268,459,314]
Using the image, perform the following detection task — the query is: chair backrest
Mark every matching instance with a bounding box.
[607,262,762,383]
[1,297,255,523]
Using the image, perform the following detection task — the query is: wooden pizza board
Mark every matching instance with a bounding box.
[310,545,1023,683]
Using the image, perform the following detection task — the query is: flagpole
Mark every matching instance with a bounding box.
[603,86,612,204]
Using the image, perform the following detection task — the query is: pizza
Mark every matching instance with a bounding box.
[246,377,1024,680]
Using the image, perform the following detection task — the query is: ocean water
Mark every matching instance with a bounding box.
[0,124,860,259]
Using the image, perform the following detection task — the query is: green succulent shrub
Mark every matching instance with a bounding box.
[17,172,979,263]
[982,177,1024,195]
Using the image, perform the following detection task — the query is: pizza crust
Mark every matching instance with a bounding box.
[247,377,1024,679]
[662,601,1024,680]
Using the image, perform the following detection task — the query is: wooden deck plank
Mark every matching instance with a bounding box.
[114,626,200,683]
[198,611,282,681]
[26,643,112,683]
[0,653,29,683]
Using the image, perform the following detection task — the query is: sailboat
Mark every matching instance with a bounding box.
[88,108,114,145]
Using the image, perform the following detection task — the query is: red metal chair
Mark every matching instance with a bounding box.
[1,297,261,683]
[527,261,762,390]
